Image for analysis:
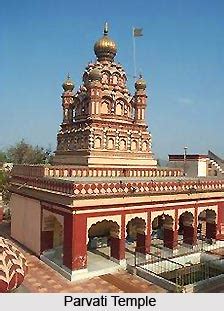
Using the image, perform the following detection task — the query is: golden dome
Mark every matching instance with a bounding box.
[62,74,74,91]
[89,68,101,81]
[94,22,117,61]
[135,75,146,91]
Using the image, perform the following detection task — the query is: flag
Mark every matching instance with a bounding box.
[133,27,143,37]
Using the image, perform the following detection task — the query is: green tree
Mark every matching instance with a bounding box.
[6,139,53,164]
[0,170,10,204]
[0,151,7,164]
[0,140,53,207]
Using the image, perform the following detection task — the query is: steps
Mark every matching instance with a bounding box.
[208,150,224,171]
[208,159,224,175]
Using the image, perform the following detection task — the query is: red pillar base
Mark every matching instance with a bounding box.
[164,228,178,249]
[136,233,151,254]
[63,214,87,271]
[110,237,125,262]
[206,223,217,239]
[183,225,196,245]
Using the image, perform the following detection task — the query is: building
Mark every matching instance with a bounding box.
[169,151,224,178]
[53,22,157,168]
[9,24,224,281]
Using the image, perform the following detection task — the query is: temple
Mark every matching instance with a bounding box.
[8,23,224,283]
[54,22,157,168]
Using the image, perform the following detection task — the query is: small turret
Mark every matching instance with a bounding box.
[62,74,74,92]
[88,68,101,82]
[134,74,147,124]
[85,67,102,116]
[61,74,75,125]
[135,75,146,91]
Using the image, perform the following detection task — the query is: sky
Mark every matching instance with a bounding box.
[0,0,224,160]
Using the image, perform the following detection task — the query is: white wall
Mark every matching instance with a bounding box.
[10,194,41,255]
[198,159,207,177]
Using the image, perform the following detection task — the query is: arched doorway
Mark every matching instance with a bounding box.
[126,217,146,242]
[88,219,121,261]
[152,214,175,249]
[198,209,217,240]
[41,212,64,264]
[178,211,194,245]
[126,217,146,254]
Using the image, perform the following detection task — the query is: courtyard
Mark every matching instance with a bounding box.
[2,219,224,293]
[0,220,167,293]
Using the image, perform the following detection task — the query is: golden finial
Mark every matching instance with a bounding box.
[94,22,117,61]
[62,73,74,91]
[104,22,108,35]
[135,74,146,91]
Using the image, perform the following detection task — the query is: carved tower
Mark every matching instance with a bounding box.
[54,23,157,167]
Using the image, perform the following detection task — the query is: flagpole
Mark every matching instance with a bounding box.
[132,27,137,79]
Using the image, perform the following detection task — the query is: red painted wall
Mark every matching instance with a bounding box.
[217,202,224,239]
[63,214,87,271]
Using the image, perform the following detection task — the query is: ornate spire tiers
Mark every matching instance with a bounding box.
[54,23,157,167]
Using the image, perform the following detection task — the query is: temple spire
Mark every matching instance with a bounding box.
[104,22,108,35]
[94,22,117,61]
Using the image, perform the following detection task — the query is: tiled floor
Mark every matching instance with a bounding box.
[0,221,167,293]
[22,251,167,293]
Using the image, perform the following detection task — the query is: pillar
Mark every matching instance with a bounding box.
[110,237,125,260]
[206,222,217,239]
[182,208,197,246]
[193,205,198,244]
[110,214,125,263]
[136,212,151,254]
[164,228,176,249]
[164,211,178,249]
[63,214,87,271]
[183,225,195,245]
[136,232,151,254]
[173,209,179,247]
[217,202,224,240]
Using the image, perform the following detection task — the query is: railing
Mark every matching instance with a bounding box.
[135,238,224,266]
[11,164,183,179]
[10,174,224,197]
[135,240,224,292]
[45,166,183,178]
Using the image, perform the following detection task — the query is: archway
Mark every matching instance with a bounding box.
[88,219,122,261]
[126,217,146,242]
[41,212,64,265]
[178,211,194,245]
[198,209,217,240]
[152,214,175,249]
[126,217,146,254]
